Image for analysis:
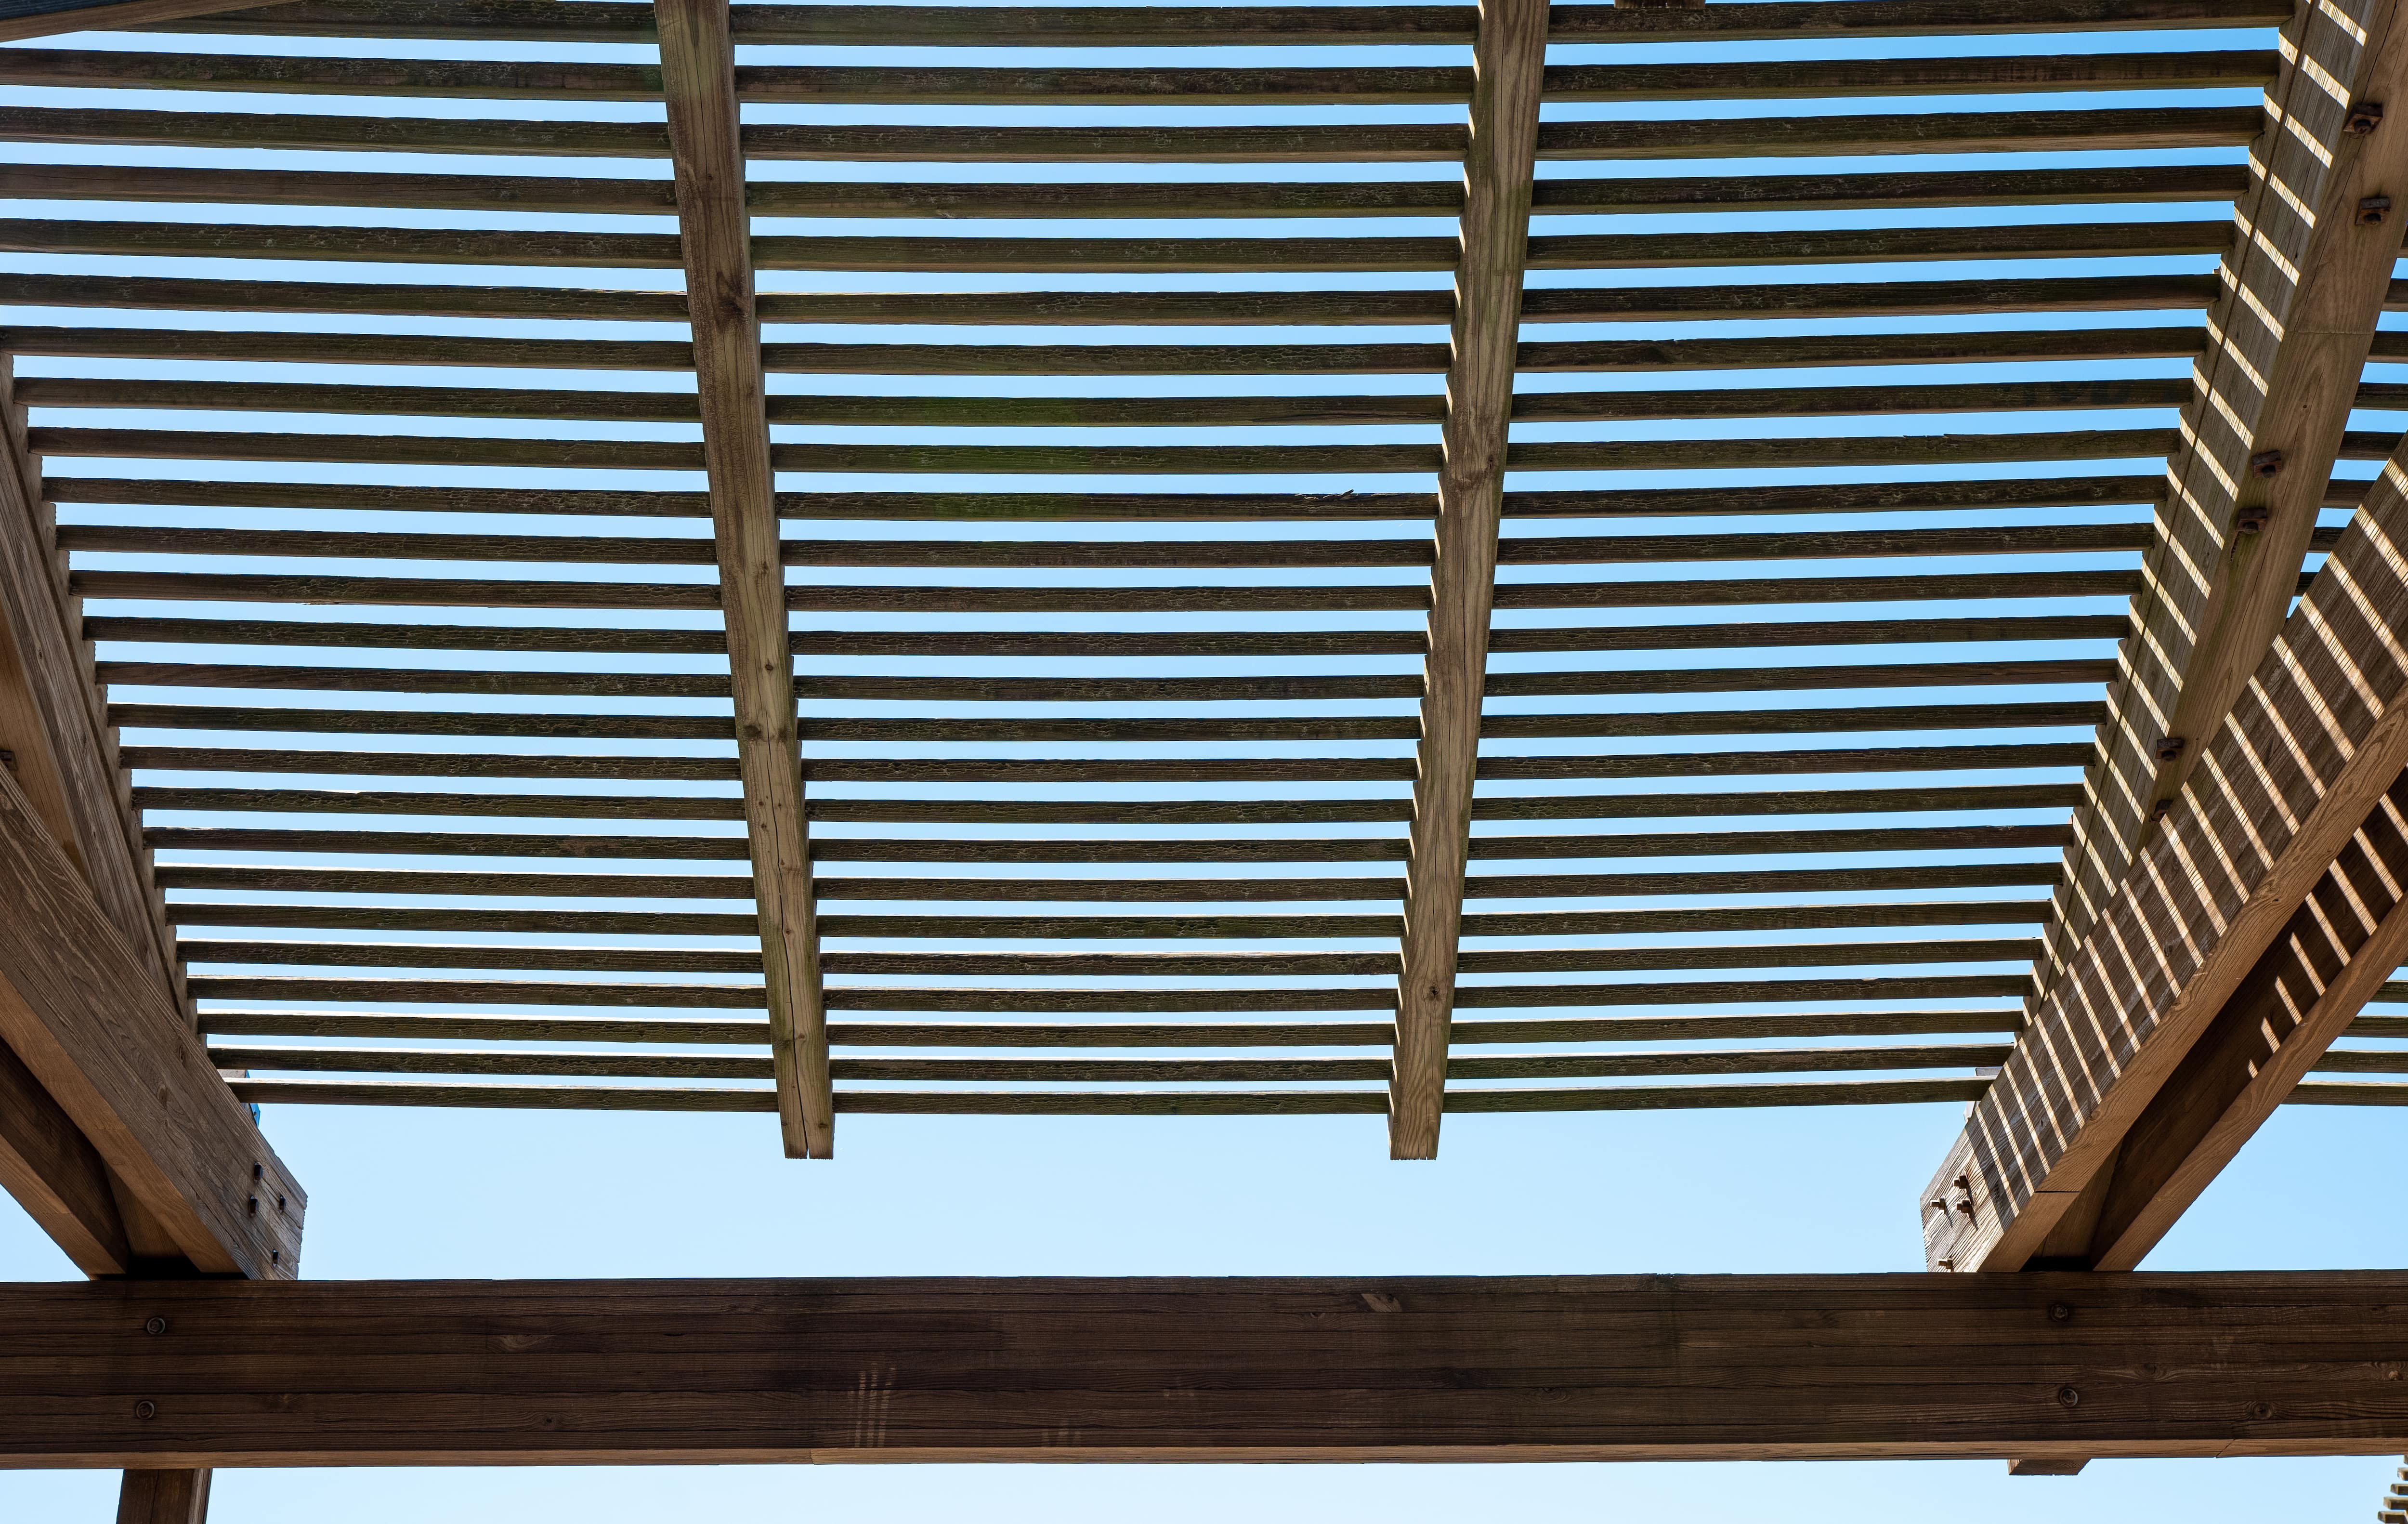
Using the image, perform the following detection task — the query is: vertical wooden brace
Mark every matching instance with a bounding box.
[117,1469,209,1524]
[1389,0,1547,1159]
[654,0,832,1158]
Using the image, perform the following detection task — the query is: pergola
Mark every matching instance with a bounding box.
[3,0,2408,1516]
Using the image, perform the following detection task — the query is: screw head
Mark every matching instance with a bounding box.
[132,1401,157,1420]
[2251,1401,2274,1420]
[2056,1386,2081,1408]
[2048,1303,2073,1323]
[143,1316,167,1336]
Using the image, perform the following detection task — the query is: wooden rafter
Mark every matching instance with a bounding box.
[2037,0,2408,996]
[654,0,831,1158]
[0,0,257,44]
[1389,0,1547,1160]
[0,362,183,1011]
[10,1271,2408,1466]
[0,765,303,1279]
[1922,434,2408,1274]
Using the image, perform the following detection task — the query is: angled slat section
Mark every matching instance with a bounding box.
[1921,437,2408,1273]
[2038,0,2408,995]
[0,1031,130,1275]
[0,366,183,1007]
[0,767,304,1279]
[1388,0,1547,1161]
[656,0,831,1158]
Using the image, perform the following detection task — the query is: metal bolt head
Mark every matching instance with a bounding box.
[2348,101,2387,135]
[2056,1386,2081,1408]
[2154,736,2187,763]
[2360,194,2394,225]
[2251,1401,2275,1420]
[132,1401,157,1420]
[143,1316,167,1336]
[2248,449,2285,478]
[2048,1303,2073,1323]
[2234,504,2269,535]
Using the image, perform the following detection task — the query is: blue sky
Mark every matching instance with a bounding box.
[2,1,2404,1517]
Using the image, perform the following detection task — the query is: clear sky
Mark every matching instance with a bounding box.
[3,3,2405,1519]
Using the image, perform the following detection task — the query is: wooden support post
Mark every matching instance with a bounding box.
[0,766,302,1278]
[116,1470,209,1524]
[1389,0,1547,1160]
[654,0,831,1158]
[11,1272,2408,1466]
[2040,0,2408,998]
[1923,434,2408,1274]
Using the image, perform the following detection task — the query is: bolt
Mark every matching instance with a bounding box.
[2056,1386,2081,1408]
[2361,194,2394,225]
[143,1316,167,1336]
[2152,799,2174,821]
[133,1401,157,1420]
[247,1196,258,1217]
[2234,504,2270,535]
[2048,1303,2073,1323]
[2248,449,2285,478]
[1953,1174,1971,1192]
[276,1195,286,1213]
[2155,736,2187,763]
[1937,1258,1956,1271]
[252,1164,263,1181]
[2251,1401,2275,1420]
[2349,101,2387,135]
[0,749,14,773]
[270,1250,280,1265]
[1956,1200,1977,1220]
[1929,1198,1948,1214]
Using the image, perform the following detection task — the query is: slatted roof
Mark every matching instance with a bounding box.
[7,0,2408,1145]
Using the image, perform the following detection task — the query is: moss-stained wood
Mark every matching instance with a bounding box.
[655,0,831,1159]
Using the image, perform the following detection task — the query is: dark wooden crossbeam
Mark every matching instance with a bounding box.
[0,0,259,44]
[1389,0,1546,1159]
[6,1272,2408,1467]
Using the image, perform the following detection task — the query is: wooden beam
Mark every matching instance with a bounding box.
[1922,434,2408,1274]
[0,765,303,1279]
[1389,0,1547,1160]
[0,1030,129,1276]
[116,1470,208,1524]
[7,1272,2408,1466]
[2038,0,2408,996]
[0,0,257,44]
[654,0,830,1158]
[0,361,184,1011]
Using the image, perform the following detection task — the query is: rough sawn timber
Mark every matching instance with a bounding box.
[2038,0,2408,997]
[655,0,831,1158]
[1390,0,1546,1160]
[1922,434,2408,1273]
[5,1272,2408,1466]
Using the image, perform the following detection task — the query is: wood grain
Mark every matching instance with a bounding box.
[657,0,829,1160]
[9,1271,2408,1466]
[2039,0,2408,995]
[1924,428,2408,1272]
[114,1469,208,1524]
[0,767,301,1279]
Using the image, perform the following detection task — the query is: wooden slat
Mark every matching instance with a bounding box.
[144,0,2299,45]
[2064,776,2408,1270]
[1920,428,2408,1273]
[0,766,302,1279]
[1390,0,1547,1162]
[2037,0,2408,997]
[0,366,186,1012]
[12,1271,2408,1466]
[0,0,255,43]
[657,0,829,1160]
